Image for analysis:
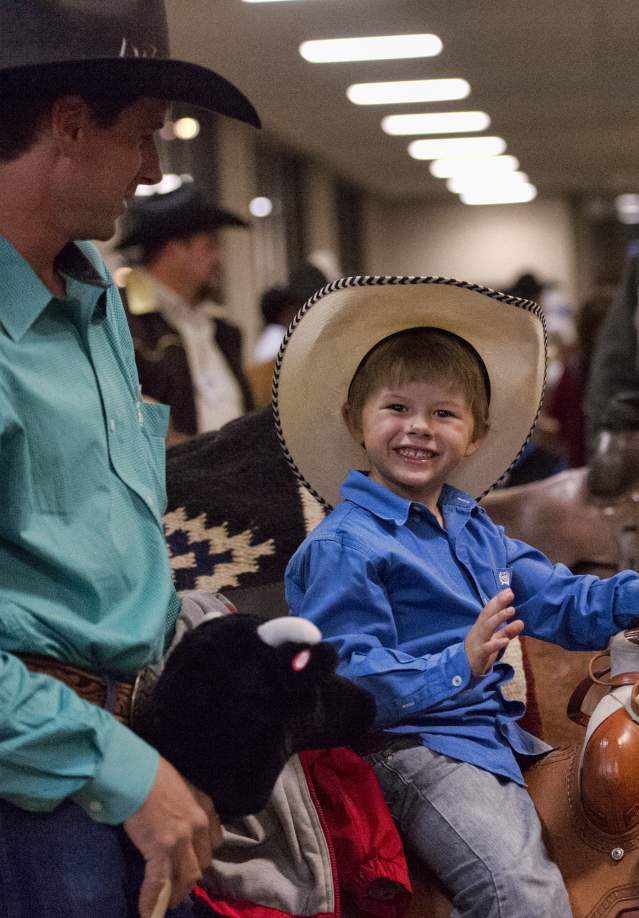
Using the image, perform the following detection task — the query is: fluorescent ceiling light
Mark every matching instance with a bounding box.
[409,136,506,160]
[299,34,442,63]
[173,117,200,140]
[135,173,193,196]
[430,155,519,178]
[616,194,639,223]
[347,78,469,106]
[249,196,273,218]
[460,183,538,205]
[618,212,639,224]
[615,193,639,214]
[383,111,490,136]
[446,172,529,194]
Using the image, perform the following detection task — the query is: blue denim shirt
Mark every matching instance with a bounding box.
[285,470,639,784]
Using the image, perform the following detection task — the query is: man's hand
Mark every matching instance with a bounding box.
[464,589,524,676]
[124,756,222,917]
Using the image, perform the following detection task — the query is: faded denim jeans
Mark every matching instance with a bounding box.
[368,740,572,918]
[0,798,196,918]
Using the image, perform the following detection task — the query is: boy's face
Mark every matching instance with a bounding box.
[345,379,483,513]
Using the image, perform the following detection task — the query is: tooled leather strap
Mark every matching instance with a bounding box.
[567,674,599,727]
[19,652,135,725]
[567,651,639,726]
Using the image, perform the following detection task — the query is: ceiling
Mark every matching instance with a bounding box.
[166,0,639,203]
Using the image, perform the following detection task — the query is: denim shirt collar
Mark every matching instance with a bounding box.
[340,469,479,526]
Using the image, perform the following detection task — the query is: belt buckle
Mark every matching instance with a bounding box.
[130,666,159,728]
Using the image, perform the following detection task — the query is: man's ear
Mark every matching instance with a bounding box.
[50,95,92,155]
[341,402,363,446]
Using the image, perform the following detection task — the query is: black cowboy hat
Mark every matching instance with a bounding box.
[117,185,249,253]
[0,1,260,127]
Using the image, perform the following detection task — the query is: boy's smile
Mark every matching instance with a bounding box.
[347,379,483,516]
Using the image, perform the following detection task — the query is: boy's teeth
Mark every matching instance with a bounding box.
[399,447,434,458]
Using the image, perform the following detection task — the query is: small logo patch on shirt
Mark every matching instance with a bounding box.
[497,569,512,587]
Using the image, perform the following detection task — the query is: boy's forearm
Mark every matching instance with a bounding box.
[337,639,472,727]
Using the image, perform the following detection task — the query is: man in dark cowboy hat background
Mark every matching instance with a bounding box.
[118,185,254,443]
[0,2,259,916]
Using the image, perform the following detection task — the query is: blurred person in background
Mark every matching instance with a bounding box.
[289,259,333,305]
[249,284,298,407]
[507,271,545,302]
[118,184,254,445]
[497,271,568,486]
[253,284,298,366]
[249,260,330,406]
[586,242,639,452]
[546,290,612,467]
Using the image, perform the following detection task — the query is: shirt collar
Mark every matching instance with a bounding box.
[340,469,479,525]
[0,238,108,342]
[144,272,188,312]
[142,272,212,330]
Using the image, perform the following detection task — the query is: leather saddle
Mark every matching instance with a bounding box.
[410,744,639,918]
[521,629,639,918]
[407,630,639,918]
[526,749,639,917]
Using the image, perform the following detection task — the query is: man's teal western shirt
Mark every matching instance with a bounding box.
[0,236,180,824]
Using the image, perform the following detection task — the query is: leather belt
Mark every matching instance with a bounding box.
[19,652,137,725]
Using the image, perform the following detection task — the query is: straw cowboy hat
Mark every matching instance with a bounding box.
[273,275,546,508]
[0,0,259,127]
[117,184,249,255]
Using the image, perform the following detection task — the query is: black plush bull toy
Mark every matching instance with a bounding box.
[134,612,376,821]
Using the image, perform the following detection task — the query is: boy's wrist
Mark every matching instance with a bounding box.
[442,641,471,694]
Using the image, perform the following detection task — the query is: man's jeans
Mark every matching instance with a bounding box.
[0,798,195,918]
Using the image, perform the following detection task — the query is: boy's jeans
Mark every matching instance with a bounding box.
[368,740,572,918]
[0,798,195,918]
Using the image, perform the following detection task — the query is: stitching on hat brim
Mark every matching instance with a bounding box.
[272,274,547,510]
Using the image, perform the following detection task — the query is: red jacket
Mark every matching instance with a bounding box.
[194,747,411,918]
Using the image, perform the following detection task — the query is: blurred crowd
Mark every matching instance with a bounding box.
[495,271,614,487]
[108,182,338,446]
[108,186,639,489]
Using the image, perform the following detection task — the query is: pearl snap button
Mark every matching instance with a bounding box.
[452,675,463,687]
[88,800,103,814]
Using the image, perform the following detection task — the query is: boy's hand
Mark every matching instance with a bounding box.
[124,756,223,917]
[464,589,524,676]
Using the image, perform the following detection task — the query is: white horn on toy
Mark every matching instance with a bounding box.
[257,617,322,647]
